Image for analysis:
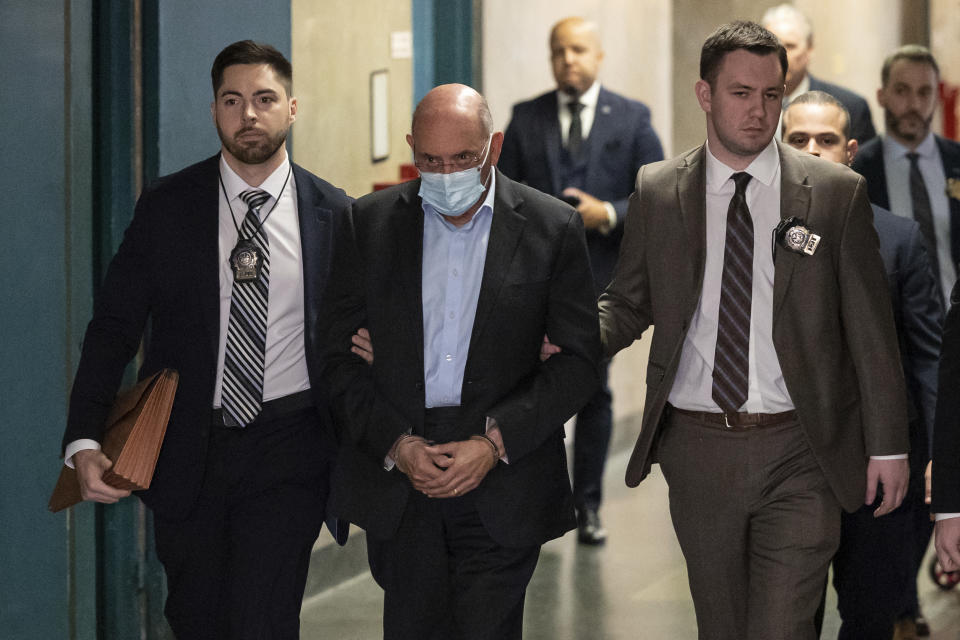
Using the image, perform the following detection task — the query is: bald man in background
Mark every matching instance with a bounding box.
[761,3,876,145]
[499,16,663,544]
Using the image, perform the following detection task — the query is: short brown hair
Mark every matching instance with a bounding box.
[700,21,787,88]
[211,40,293,97]
[881,44,940,87]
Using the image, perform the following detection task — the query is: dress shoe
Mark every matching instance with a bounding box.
[577,508,607,545]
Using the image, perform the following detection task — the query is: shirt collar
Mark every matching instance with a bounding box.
[784,74,811,106]
[705,137,780,193]
[218,153,292,204]
[884,131,937,161]
[556,81,601,111]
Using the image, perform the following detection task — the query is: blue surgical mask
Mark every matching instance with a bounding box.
[417,137,492,216]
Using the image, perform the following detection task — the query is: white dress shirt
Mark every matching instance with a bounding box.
[669,139,794,413]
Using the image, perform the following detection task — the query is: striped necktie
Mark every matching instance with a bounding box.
[222,188,271,426]
[712,172,753,414]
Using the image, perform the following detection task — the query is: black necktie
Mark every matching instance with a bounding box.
[222,189,271,426]
[567,102,584,159]
[713,172,753,414]
[907,152,941,290]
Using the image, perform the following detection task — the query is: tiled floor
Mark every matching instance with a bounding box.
[301,446,960,639]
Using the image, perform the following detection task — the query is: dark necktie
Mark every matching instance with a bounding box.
[567,102,584,159]
[907,152,941,288]
[712,172,753,414]
[222,189,271,426]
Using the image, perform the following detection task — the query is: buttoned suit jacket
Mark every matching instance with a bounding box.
[852,135,960,293]
[321,171,601,547]
[598,141,909,512]
[498,87,664,292]
[63,154,352,534]
[807,75,876,144]
[873,205,942,455]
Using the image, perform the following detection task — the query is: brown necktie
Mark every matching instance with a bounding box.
[712,172,753,413]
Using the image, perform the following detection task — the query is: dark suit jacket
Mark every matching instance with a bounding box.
[808,75,876,144]
[321,171,600,547]
[63,154,352,525]
[933,281,960,511]
[873,205,942,455]
[498,87,664,291]
[598,141,909,512]
[853,134,960,295]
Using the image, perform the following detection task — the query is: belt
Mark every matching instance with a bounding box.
[668,404,798,431]
[212,389,315,427]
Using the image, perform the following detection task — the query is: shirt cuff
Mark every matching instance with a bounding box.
[64,439,101,469]
[600,202,617,235]
[870,454,908,460]
[936,513,960,521]
[384,430,414,470]
[484,417,509,464]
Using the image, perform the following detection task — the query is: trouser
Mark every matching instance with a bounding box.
[367,406,541,640]
[153,403,331,640]
[573,359,612,511]
[657,408,841,640]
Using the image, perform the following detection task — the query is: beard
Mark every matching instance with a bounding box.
[884,108,934,143]
[216,122,288,165]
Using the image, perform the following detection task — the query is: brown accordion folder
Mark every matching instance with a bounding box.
[48,368,179,512]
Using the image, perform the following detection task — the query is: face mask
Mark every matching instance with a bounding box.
[417,137,492,216]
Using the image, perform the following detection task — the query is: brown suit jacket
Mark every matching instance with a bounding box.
[599,141,909,512]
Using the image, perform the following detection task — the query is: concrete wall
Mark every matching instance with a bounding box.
[292,0,414,198]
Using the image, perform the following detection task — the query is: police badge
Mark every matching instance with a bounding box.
[948,178,960,201]
[230,240,263,282]
[775,216,821,256]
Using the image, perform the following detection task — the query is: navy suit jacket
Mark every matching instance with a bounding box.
[873,205,942,455]
[498,87,664,291]
[853,134,960,299]
[64,154,352,532]
[808,75,876,144]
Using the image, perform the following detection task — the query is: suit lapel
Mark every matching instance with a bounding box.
[773,144,812,318]
[936,136,960,271]
[469,171,526,346]
[396,181,427,364]
[541,95,563,195]
[584,89,614,190]
[196,155,223,366]
[293,164,333,346]
[677,146,708,297]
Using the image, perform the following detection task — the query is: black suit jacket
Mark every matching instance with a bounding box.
[873,205,942,454]
[808,75,876,144]
[63,154,352,524]
[498,87,664,291]
[934,280,960,511]
[321,171,600,547]
[853,135,960,298]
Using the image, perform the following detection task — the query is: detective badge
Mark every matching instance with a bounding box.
[229,240,263,282]
[775,216,821,256]
[947,178,960,201]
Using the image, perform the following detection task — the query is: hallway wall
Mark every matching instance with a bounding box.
[292,0,414,198]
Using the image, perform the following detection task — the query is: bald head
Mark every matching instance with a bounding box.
[550,17,604,97]
[411,84,493,139]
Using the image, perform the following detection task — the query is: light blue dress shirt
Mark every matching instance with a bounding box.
[421,172,496,407]
[882,132,955,298]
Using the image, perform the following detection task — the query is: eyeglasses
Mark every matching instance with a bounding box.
[413,142,489,173]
